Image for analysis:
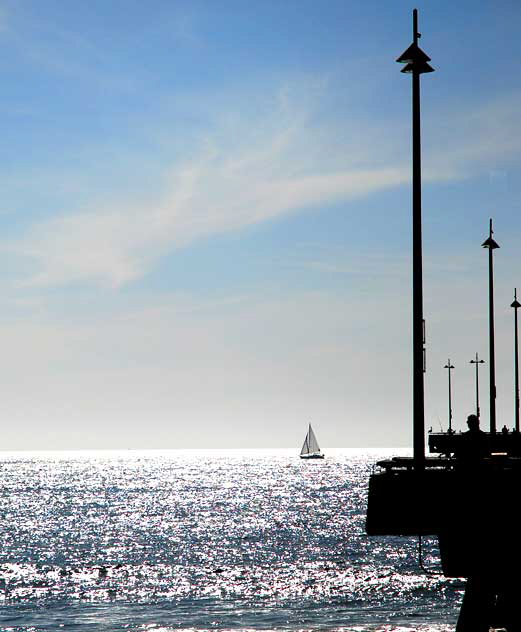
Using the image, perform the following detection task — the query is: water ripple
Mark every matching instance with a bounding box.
[0,450,462,631]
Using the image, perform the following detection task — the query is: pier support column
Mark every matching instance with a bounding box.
[456,576,494,632]
[456,574,521,632]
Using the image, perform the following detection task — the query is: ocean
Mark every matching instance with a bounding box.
[0,449,462,631]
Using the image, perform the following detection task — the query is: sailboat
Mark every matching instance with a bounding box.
[300,423,325,459]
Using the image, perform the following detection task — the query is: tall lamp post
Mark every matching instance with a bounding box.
[444,359,455,433]
[469,353,485,420]
[482,218,500,433]
[511,289,521,433]
[396,9,434,470]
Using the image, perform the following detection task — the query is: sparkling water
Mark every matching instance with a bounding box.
[0,449,463,631]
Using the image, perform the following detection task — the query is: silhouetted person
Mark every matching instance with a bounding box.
[458,414,487,461]
[502,425,509,435]
[465,414,483,434]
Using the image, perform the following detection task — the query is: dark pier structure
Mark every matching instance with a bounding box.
[366,11,521,632]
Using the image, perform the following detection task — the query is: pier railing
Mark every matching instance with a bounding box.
[428,430,521,457]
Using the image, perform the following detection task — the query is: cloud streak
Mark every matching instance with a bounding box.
[7,86,521,289]
[10,94,410,288]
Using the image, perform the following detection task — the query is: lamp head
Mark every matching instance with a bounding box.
[481,236,500,250]
[396,11,434,74]
[400,61,435,74]
[396,42,431,64]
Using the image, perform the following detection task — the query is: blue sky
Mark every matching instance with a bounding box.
[1,1,521,449]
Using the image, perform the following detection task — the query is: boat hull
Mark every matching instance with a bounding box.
[300,454,324,459]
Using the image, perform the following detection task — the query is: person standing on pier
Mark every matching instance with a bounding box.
[465,414,483,434]
[459,414,487,461]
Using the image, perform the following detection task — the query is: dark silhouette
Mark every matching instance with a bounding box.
[444,359,455,432]
[511,289,521,432]
[458,414,487,461]
[469,352,484,419]
[365,10,521,632]
[465,414,482,433]
[482,219,500,433]
[395,7,434,470]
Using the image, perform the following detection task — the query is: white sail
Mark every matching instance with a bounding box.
[300,424,322,457]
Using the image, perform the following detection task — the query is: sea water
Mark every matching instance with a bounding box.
[0,449,463,631]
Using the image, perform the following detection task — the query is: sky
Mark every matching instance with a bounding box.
[1,0,521,450]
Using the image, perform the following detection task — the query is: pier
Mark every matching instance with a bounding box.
[367,442,521,630]
[365,10,521,632]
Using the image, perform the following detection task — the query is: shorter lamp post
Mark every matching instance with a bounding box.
[444,359,455,433]
[470,353,485,420]
[511,289,521,433]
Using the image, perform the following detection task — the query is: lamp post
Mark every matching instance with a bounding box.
[469,353,485,420]
[444,360,455,433]
[482,218,500,433]
[396,9,434,470]
[511,289,521,433]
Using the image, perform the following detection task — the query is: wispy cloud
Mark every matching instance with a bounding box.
[9,92,410,288]
[7,84,521,289]
[425,91,521,179]
[0,3,9,33]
